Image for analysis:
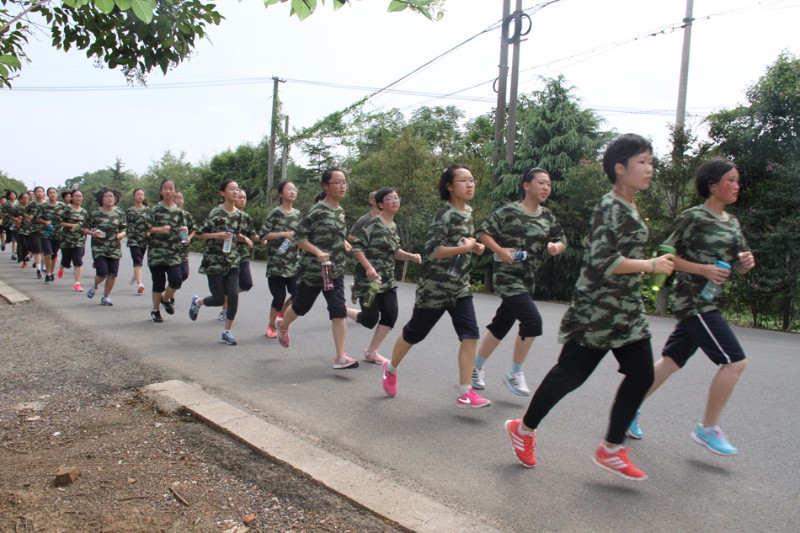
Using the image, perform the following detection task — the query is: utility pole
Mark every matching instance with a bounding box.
[267,76,285,202]
[505,0,524,168]
[492,0,511,182]
[675,0,694,129]
[280,116,290,183]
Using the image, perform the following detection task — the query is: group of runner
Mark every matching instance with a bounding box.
[1,132,754,482]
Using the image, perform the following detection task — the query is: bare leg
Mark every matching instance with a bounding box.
[133,265,142,285]
[73,265,82,284]
[642,356,681,401]
[103,276,116,296]
[390,336,413,368]
[279,306,298,329]
[476,331,501,360]
[458,339,478,386]
[512,336,535,365]
[331,317,346,355]
[703,359,747,427]
[268,307,278,329]
[368,325,392,354]
[151,292,162,311]
[163,286,176,303]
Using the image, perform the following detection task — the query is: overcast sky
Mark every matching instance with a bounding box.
[2,0,798,189]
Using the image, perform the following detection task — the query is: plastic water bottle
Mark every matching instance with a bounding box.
[700,260,732,301]
[493,250,527,262]
[222,229,235,253]
[43,224,54,238]
[363,277,382,308]
[277,238,292,255]
[92,228,106,239]
[321,261,334,291]
[179,226,189,243]
[649,244,677,291]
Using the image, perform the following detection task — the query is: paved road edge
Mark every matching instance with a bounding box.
[0,279,30,304]
[144,380,502,533]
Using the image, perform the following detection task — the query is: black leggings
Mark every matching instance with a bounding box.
[203,269,240,321]
[268,276,297,311]
[238,261,253,292]
[522,338,654,445]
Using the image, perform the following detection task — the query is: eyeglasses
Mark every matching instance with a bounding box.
[383,196,401,203]
[284,188,298,193]
[453,178,476,184]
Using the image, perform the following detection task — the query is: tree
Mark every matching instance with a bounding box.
[707,51,800,331]
[1,0,446,88]
[0,169,27,194]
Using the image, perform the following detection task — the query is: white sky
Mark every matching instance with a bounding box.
[2,0,799,189]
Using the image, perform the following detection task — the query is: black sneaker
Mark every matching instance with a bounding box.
[36,269,42,279]
[161,297,175,315]
[150,310,163,323]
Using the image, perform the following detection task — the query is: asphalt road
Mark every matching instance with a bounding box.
[2,250,798,532]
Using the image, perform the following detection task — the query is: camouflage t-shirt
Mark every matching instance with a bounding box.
[414,203,475,310]
[125,206,150,248]
[295,201,347,286]
[28,201,47,234]
[665,205,749,321]
[198,206,243,275]
[180,209,195,262]
[477,202,566,299]
[37,201,62,238]
[147,203,184,267]
[261,206,300,278]
[352,215,402,298]
[59,206,89,249]
[235,210,257,261]
[88,207,127,259]
[0,202,15,229]
[558,192,650,349]
[18,203,36,235]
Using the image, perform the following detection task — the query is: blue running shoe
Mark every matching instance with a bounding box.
[627,410,643,439]
[692,424,738,455]
[220,330,237,345]
[87,284,96,299]
[188,295,200,321]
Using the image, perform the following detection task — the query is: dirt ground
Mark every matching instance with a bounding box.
[0,300,404,532]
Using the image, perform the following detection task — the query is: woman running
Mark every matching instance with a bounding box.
[146,179,185,323]
[86,188,127,306]
[125,188,150,294]
[58,190,90,292]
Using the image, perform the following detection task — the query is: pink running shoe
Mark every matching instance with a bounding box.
[265,325,277,338]
[364,350,388,365]
[382,361,397,397]
[505,419,536,467]
[275,317,290,348]
[57,266,64,279]
[333,353,359,369]
[456,389,492,409]
[73,282,83,292]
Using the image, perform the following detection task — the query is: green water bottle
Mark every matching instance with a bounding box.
[363,277,382,308]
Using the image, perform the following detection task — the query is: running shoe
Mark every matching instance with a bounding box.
[73,282,83,292]
[592,445,647,481]
[691,424,738,456]
[627,410,643,439]
[220,331,238,345]
[333,353,359,369]
[505,419,536,467]
[100,296,113,306]
[188,295,201,321]
[218,310,226,322]
[265,325,277,338]
[161,297,175,315]
[57,266,64,279]
[364,350,388,365]
[275,317,290,348]
[150,310,163,323]
[456,389,492,409]
[381,361,397,397]
[11,254,17,261]
[471,367,486,390]
[36,268,42,279]
[87,284,97,299]
[44,275,52,285]
[21,261,27,268]
[137,283,145,294]
[503,371,531,396]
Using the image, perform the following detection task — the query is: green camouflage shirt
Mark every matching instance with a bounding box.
[478,202,566,298]
[88,207,127,259]
[59,206,89,249]
[262,206,300,278]
[295,201,347,286]
[558,192,650,349]
[37,201,62,238]
[0,202,15,229]
[198,205,243,275]
[147,203,184,267]
[28,201,47,234]
[125,206,150,248]
[18,203,36,235]
[414,203,474,310]
[352,215,402,298]
[235,210,257,261]
[180,210,195,262]
[665,205,748,320]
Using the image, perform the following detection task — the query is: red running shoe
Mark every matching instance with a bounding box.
[592,445,647,481]
[505,419,536,467]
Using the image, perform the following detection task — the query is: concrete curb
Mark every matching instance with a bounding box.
[0,279,30,304]
[144,380,502,533]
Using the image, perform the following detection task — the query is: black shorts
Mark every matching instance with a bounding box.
[662,310,746,367]
[485,293,543,340]
[292,276,346,320]
[94,256,120,278]
[401,296,480,345]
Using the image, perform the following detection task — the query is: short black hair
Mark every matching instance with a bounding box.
[695,157,736,199]
[439,164,470,201]
[602,134,653,184]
